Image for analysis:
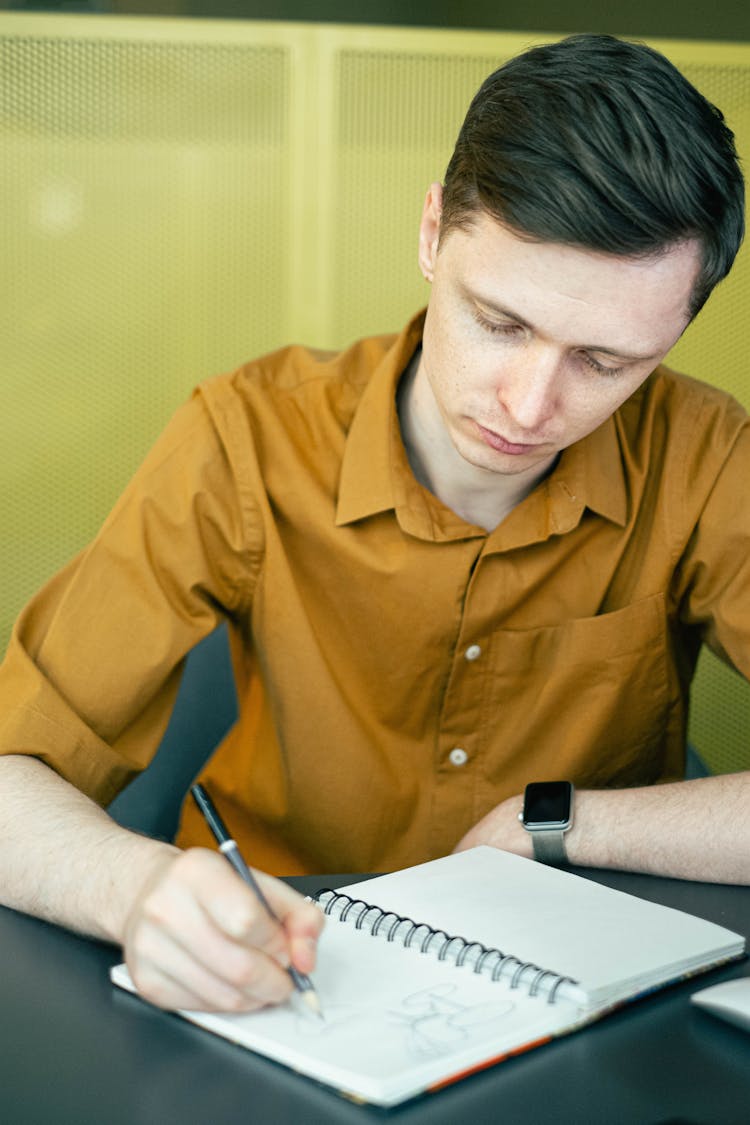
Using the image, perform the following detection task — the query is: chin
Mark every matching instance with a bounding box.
[460,445,533,475]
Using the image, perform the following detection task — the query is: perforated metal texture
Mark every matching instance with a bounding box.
[657,61,750,774]
[1,17,748,772]
[668,63,750,404]
[2,18,293,658]
[329,49,504,343]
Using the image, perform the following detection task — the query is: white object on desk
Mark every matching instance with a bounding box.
[691,978,750,1033]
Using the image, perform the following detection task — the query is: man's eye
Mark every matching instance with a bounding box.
[472,311,521,337]
[580,352,625,378]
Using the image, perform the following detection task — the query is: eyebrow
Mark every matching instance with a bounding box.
[471,296,661,364]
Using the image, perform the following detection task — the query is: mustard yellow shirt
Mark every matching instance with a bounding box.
[1,311,748,874]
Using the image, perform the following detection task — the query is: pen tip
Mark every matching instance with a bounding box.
[302,990,324,1020]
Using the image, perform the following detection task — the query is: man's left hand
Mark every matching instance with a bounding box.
[452,795,534,858]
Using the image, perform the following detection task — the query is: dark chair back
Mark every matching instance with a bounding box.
[107,625,237,840]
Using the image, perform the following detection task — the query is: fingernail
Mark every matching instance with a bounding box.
[291,936,317,970]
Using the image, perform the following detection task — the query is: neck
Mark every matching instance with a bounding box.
[396,351,554,533]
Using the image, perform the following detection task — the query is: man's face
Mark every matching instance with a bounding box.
[416,187,702,481]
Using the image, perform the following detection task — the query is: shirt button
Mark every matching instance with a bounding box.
[449,747,469,767]
[464,644,482,662]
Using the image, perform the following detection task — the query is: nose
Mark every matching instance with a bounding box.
[496,344,561,433]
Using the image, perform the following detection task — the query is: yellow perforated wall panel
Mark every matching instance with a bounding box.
[1,16,748,772]
[329,50,502,342]
[2,16,299,652]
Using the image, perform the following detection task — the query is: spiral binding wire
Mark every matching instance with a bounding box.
[314,889,578,1004]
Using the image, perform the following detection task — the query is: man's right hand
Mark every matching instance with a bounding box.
[0,757,324,1014]
[121,847,325,1012]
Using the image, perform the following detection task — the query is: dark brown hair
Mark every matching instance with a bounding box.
[442,35,744,317]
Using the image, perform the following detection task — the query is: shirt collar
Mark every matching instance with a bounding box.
[336,311,425,528]
[562,413,628,528]
[336,310,629,536]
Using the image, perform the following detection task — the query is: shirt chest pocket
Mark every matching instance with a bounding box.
[483,593,674,788]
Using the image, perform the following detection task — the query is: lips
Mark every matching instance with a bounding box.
[474,422,541,455]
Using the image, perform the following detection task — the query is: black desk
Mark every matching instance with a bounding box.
[2,868,749,1125]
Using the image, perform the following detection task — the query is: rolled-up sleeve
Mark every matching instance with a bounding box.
[0,389,260,804]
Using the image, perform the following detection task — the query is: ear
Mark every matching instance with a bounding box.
[418,183,443,283]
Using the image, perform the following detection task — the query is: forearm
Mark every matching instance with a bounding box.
[566,774,750,883]
[0,754,176,943]
[456,773,750,884]
[0,755,325,1012]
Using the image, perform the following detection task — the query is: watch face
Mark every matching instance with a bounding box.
[523,781,573,827]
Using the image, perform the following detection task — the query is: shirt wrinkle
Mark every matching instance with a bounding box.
[195,382,266,614]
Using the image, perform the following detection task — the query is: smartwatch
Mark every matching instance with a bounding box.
[518,781,575,866]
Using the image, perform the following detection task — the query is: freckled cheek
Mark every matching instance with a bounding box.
[432,345,470,402]
[563,393,625,441]
[426,317,495,405]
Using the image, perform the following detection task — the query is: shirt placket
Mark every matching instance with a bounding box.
[429,544,497,857]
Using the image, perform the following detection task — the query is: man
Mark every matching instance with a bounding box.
[0,34,748,1015]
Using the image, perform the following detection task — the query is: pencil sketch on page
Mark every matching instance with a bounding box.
[294,981,515,1059]
[388,982,516,1056]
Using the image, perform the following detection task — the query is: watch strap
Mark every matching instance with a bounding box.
[530,828,569,866]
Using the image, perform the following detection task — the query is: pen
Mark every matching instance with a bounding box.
[190,784,323,1019]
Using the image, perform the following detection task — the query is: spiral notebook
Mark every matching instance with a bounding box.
[110,847,744,1106]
